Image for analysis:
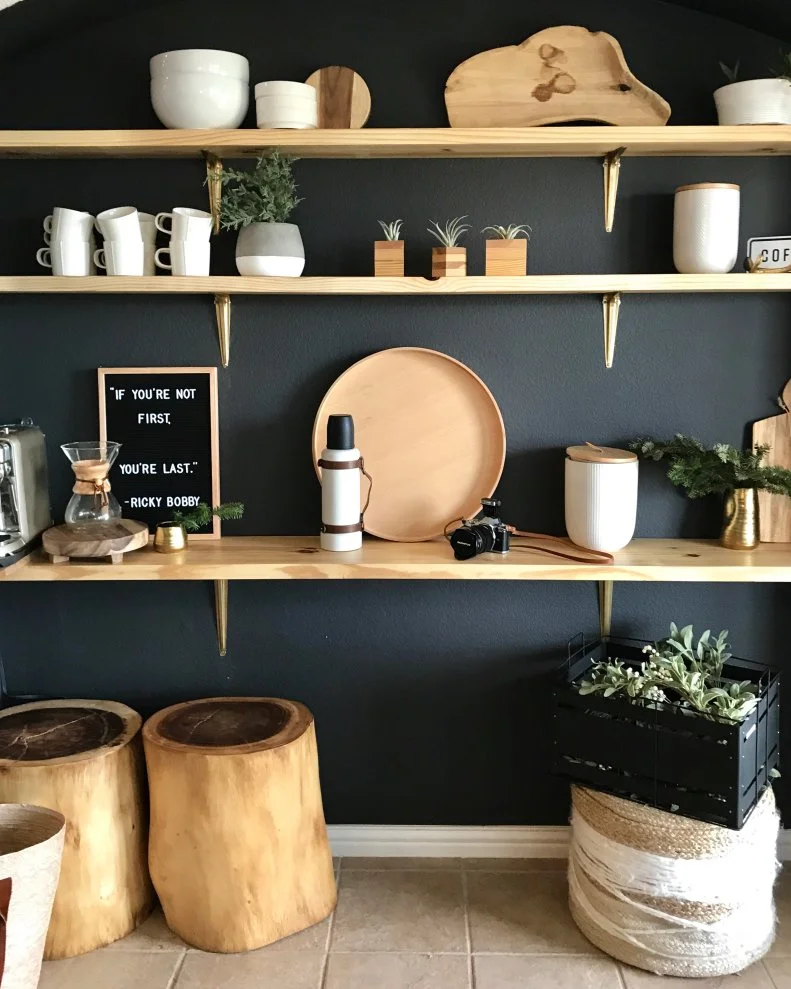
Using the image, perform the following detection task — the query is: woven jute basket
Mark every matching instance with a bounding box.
[0,804,65,989]
[569,785,778,978]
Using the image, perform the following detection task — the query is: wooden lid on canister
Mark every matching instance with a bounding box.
[566,442,637,464]
[675,182,740,193]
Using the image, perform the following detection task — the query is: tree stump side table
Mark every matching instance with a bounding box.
[143,697,337,952]
[0,699,153,958]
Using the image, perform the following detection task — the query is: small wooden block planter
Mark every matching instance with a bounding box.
[485,239,528,275]
[144,697,336,952]
[0,700,153,958]
[374,240,405,277]
[432,246,467,277]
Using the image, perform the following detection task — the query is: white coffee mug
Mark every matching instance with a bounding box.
[43,207,94,245]
[94,241,145,275]
[36,241,95,276]
[96,206,143,242]
[138,212,157,244]
[155,207,213,240]
[155,241,211,276]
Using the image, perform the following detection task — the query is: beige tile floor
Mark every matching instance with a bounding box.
[38,858,790,988]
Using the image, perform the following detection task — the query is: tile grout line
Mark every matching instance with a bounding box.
[164,947,187,989]
[318,860,341,989]
[461,870,475,989]
[615,962,628,989]
[762,959,779,989]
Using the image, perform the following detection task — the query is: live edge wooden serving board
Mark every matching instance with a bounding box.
[753,378,791,542]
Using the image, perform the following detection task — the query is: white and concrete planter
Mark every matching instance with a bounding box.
[714,78,791,125]
[235,222,305,277]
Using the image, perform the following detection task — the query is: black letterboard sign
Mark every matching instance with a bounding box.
[98,367,220,538]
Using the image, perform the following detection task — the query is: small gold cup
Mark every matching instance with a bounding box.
[154,522,187,554]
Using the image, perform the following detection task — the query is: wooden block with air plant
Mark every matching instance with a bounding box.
[483,224,531,275]
[428,216,470,277]
[374,220,404,277]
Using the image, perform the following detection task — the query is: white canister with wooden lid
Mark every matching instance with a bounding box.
[565,443,638,553]
[673,183,740,274]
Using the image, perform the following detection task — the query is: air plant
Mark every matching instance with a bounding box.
[719,60,741,84]
[481,224,532,240]
[427,216,471,248]
[377,219,403,241]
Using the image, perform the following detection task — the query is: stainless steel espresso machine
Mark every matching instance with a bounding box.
[0,420,52,565]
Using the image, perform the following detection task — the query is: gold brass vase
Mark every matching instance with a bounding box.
[720,488,759,551]
[153,522,187,554]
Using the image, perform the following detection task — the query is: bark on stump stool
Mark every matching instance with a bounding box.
[0,699,153,959]
[143,697,337,953]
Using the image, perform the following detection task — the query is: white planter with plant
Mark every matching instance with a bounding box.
[428,216,470,277]
[714,58,791,125]
[482,223,532,275]
[219,153,305,276]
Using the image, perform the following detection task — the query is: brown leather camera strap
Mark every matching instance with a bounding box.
[507,528,614,565]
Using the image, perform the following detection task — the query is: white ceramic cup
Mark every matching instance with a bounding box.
[673,183,741,274]
[255,81,318,129]
[36,241,95,276]
[155,208,213,240]
[96,206,143,242]
[43,207,94,245]
[138,212,157,244]
[93,241,145,276]
[154,241,211,276]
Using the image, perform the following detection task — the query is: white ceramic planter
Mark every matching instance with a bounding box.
[714,79,791,125]
[565,446,638,553]
[150,49,249,129]
[673,183,740,274]
[236,222,305,276]
[255,81,317,129]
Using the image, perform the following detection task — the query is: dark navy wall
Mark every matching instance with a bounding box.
[0,0,789,824]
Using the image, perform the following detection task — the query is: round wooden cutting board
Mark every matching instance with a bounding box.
[305,66,371,128]
[312,348,506,542]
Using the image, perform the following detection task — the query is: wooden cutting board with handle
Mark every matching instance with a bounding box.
[305,66,371,127]
[753,378,791,542]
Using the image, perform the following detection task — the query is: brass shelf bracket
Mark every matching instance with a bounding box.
[214,293,231,368]
[602,292,622,369]
[598,580,613,638]
[205,153,223,235]
[214,578,229,656]
[602,146,627,233]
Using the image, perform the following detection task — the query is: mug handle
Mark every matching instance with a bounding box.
[35,247,52,268]
[43,229,52,247]
[154,212,173,235]
[154,247,172,270]
[43,215,53,235]
[93,248,107,270]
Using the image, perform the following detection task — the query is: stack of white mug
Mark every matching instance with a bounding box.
[36,208,97,275]
[154,208,212,276]
[94,207,157,276]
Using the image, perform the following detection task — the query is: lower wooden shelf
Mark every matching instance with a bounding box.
[3,536,791,582]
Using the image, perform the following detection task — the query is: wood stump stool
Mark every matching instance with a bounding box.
[143,697,336,953]
[0,699,153,958]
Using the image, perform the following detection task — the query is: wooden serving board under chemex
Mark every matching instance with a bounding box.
[752,378,791,542]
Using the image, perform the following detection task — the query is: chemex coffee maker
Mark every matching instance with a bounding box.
[0,420,52,566]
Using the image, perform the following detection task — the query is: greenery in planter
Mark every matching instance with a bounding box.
[217,153,302,230]
[481,223,532,240]
[578,623,758,723]
[172,502,245,532]
[719,60,741,83]
[427,216,471,248]
[630,434,791,498]
[377,219,403,241]
[775,51,791,82]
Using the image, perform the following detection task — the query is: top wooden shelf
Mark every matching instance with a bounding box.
[2,127,791,159]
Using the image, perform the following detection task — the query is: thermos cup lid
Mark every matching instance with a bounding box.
[566,442,637,464]
[327,414,355,450]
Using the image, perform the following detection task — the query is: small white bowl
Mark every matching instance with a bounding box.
[151,49,249,81]
[254,80,315,98]
[152,73,249,129]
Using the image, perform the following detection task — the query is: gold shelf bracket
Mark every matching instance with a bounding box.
[205,153,223,235]
[598,580,613,638]
[214,293,231,368]
[214,578,229,656]
[602,146,627,233]
[602,292,622,369]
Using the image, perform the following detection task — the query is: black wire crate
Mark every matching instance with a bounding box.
[552,635,780,829]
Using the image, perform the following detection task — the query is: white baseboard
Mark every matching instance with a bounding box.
[328,825,791,861]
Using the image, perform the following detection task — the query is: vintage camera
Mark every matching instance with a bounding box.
[449,498,510,560]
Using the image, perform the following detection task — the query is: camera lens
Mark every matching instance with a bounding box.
[450,523,495,560]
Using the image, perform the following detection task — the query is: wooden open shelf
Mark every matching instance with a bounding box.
[2,127,791,159]
[3,537,791,582]
[2,274,791,295]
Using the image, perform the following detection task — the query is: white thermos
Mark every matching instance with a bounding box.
[319,414,369,552]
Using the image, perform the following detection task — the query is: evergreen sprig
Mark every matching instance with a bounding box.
[172,502,245,532]
[217,152,302,230]
[630,434,791,498]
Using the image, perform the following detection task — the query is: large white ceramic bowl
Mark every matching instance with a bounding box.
[150,49,249,81]
[151,72,249,129]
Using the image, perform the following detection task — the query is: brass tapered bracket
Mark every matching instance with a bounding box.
[206,153,223,234]
[214,294,231,368]
[214,578,228,656]
[602,147,626,233]
[598,581,613,638]
[602,292,621,369]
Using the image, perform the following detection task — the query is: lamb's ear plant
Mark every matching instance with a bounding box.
[481,224,532,240]
[172,502,245,532]
[217,152,302,230]
[427,216,471,247]
[377,219,403,241]
[719,60,741,84]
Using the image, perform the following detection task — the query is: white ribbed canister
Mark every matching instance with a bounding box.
[673,183,740,274]
[565,443,638,553]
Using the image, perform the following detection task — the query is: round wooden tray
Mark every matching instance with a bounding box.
[42,519,149,563]
[312,347,506,542]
